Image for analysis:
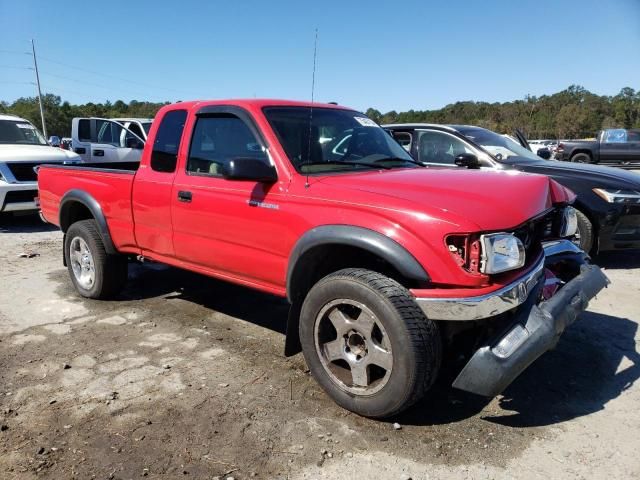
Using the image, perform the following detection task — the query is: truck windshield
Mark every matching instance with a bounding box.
[0,120,48,145]
[142,122,152,135]
[456,127,541,161]
[263,107,417,174]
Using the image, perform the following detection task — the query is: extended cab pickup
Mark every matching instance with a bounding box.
[38,100,609,418]
[556,128,640,165]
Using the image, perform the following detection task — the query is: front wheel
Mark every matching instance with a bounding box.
[64,219,128,299]
[572,209,595,254]
[299,268,441,418]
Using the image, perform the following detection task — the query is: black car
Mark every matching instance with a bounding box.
[384,123,640,254]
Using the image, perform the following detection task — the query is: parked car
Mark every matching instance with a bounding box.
[0,114,80,215]
[384,124,640,253]
[71,117,147,163]
[555,128,640,165]
[38,99,609,418]
[526,139,553,158]
[48,135,61,147]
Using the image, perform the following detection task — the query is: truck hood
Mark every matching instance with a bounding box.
[316,168,572,231]
[0,144,80,162]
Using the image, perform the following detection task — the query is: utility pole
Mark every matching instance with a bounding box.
[31,39,47,139]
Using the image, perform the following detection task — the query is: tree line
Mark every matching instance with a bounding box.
[1,85,639,140]
[366,85,639,139]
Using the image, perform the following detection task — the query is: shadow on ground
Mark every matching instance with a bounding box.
[595,250,640,269]
[397,310,639,428]
[124,262,290,335]
[52,251,639,430]
[0,212,58,233]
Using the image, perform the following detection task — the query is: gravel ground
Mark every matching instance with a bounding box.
[0,214,639,479]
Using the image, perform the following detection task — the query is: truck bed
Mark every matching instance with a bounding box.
[38,163,138,251]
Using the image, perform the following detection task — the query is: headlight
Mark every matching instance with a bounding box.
[560,206,578,237]
[593,188,640,204]
[480,233,525,274]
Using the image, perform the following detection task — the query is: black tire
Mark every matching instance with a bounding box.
[299,268,441,418]
[573,209,594,254]
[571,152,593,164]
[64,219,127,299]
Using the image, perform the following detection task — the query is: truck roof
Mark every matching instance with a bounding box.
[111,118,153,123]
[164,98,353,111]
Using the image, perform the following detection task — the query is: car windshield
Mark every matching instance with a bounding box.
[142,122,152,135]
[456,127,541,161]
[263,107,417,174]
[0,120,48,145]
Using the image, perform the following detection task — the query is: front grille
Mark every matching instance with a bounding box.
[4,190,37,204]
[511,210,557,259]
[7,162,39,182]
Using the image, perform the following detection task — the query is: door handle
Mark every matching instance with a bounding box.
[75,147,86,154]
[177,190,192,203]
[93,149,104,157]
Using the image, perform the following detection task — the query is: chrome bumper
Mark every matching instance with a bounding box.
[415,240,586,321]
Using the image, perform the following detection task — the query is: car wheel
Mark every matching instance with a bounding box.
[299,268,441,418]
[64,219,128,299]
[571,153,592,163]
[571,209,594,253]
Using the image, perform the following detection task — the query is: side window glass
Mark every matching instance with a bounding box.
[78,119,91,142]
[151,110,187,173]
[187,114,267,177]
[125,123,144,148]
[418,131,472,165]
[603,129,628,143]
[392,132,412,152]
[96,120,126,147]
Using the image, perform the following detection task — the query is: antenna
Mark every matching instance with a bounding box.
[31,39,47,139]
[305,28,318,188]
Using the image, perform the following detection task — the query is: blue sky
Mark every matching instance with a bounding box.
[1,0,639,112]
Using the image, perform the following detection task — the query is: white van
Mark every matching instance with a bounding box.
[71,117,150,163]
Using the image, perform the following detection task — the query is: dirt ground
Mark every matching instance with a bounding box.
[0,215,639,480]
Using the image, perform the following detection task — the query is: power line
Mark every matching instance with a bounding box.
[39,70,172,101]
[0,50,30,55]
[38,56,195,97]
[0,65,33,70]
[0,81,35,85]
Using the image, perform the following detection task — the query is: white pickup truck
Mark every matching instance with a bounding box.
[71,117,150,163]
[0,114,80,214]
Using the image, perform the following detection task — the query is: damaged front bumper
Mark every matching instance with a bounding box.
[452,240,609,397]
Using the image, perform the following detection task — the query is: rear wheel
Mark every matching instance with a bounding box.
[571,152,592,163]
[299,268,441,418]
[64,219,128,299]
[572,209,594,253]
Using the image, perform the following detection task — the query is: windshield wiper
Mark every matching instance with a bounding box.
[373,156,424,167]
[301,160,391,170]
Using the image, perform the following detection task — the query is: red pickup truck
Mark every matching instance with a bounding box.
[38,99,609,418]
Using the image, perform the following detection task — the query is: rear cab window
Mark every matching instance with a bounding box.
[151,110,188,172]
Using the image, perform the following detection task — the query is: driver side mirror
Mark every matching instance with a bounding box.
[454,153,480,169]
[221,157,278,183]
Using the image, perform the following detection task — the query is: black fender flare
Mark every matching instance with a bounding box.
[286,225,430,301]
[59,189,117,255]
[283,225,429,356]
